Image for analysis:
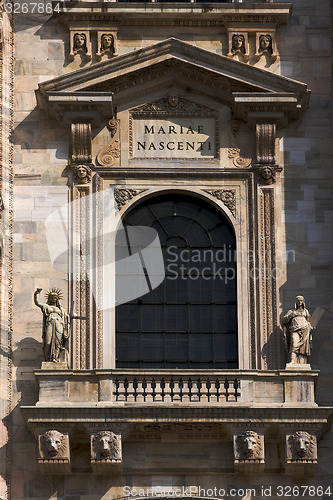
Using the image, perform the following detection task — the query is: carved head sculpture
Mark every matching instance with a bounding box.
[101,33,114,52]
[259,34,273,54]
[41,430,65,458]
[295,295,305,309]
[236,431,261,460]
[73,33,87,52]
[259,166,275,185]
[167,95,179,108]
[92,431,121,461]
[289,431,315,460]
[232,34,245,54]
[74,165,92,184]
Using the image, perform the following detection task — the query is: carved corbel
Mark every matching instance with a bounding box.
[96,31,117,61]
[227,31,249,62]
[69,29,92,62]
[256,122,276,165]
[233,430,265,473]
[38,430,71,474]
[286,431,317,474]
[255,32,277,63]
[91,431,122,474]
[70,122,92,164]
[96,119,120,167]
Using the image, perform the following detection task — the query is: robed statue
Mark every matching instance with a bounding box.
[34,288,70,362]
[282,295,313,364]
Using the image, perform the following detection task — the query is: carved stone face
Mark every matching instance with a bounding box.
[95,433,113,458]
[168,95,179,108]
[295,296,305,308]
[232,35,244,51]
[239,432,259,458]
[76,166,87,179]
[261,166,273,181]
[259,35,271,51]
[101,34,113,50]
[48,293,58,306]
[42,431,63,457]
[292,432,311,457]
[74,33,86,50]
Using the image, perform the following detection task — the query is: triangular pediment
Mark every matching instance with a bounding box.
[37,37,310,114]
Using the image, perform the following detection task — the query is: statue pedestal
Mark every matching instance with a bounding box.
[286,363,311,370]
[41,362,69,370]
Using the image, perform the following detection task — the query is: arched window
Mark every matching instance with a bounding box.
[116,193,237,368]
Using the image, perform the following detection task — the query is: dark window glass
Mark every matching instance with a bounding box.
[116,194,237,368]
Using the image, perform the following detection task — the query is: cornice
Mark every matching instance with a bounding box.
[53,1,292,26]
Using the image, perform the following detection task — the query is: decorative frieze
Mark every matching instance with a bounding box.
[96,119,120,167]
[91,431,122,473]
[203,189,236,217]
[114,189,148,211]
[38,430,71,474]
[70,122,92,164]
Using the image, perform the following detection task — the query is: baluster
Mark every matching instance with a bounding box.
[224,378,230,402]
[163,377,172,403]
[151,378,156,401]
[182,378,191,402]
[145,377,154,403]
[126,377,135,402]
[201,378,209,403]
[136,378,145,403]
[154,378,163,402]
[191,378,201,402]
[210,378,218,403]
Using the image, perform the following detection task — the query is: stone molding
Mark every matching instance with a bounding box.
[53,3,292,27]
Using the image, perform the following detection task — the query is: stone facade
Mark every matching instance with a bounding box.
[0,0,333,499]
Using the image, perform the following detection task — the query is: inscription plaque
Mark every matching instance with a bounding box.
[131,117,217,160]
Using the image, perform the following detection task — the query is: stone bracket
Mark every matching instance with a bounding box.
[256,122,276,165]
[71,122,92,164]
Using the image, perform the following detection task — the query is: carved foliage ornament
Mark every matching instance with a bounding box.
[91,431,122,462]
[228,119,252,168]
[130,96,217,117]
[97,119,120,167]
[114,188,148,211]
[287,431,317,462]
[203,189,236,217]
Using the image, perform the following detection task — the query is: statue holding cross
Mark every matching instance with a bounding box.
[34,288,86,363]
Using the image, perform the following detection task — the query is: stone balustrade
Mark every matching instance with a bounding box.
[35,368,318,406]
